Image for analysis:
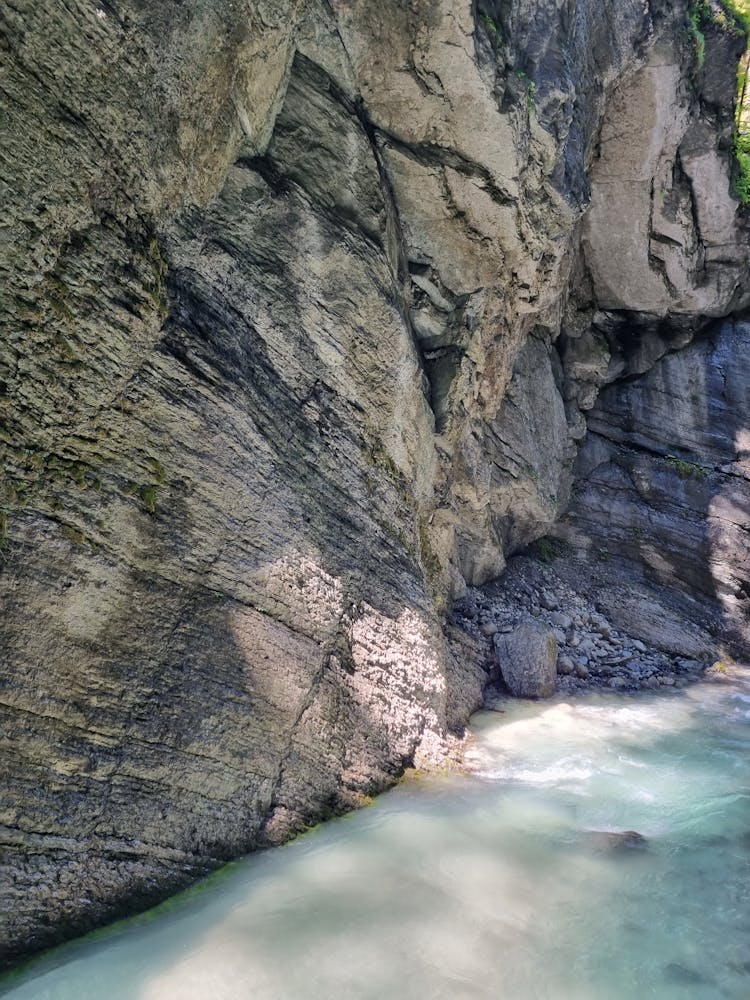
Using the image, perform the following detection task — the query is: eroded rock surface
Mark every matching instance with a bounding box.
[1,0,748,967]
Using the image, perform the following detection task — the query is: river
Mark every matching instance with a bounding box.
[2,670,749,1000]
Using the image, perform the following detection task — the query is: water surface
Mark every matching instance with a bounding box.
[3,672,749,999]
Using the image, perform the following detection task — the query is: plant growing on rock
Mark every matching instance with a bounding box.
[139,484,159,514]
[479,13,501,44]
[534,537,568,563]
[723,0,750,33]
[687,3,709,66]
[665,456,709,480]
[734,129,750,202]
[688,2,750,204]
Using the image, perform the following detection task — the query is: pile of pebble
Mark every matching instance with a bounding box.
[454,560,708,695]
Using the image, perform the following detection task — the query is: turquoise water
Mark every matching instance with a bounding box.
[3,672,749,999]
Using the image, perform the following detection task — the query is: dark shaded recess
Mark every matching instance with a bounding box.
[592,310,698,361]
[569,317,750,658]
[234,154,292,197]
[423,347,464,434]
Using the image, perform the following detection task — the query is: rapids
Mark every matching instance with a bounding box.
[3,671,749,999]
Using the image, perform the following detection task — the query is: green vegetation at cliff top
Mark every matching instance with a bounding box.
[732,3,750,203]
[723,1,750,33]
[689,2,750,205]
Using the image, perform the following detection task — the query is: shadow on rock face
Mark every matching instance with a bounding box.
[558,318,750,664]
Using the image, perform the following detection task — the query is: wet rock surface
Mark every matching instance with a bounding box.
[583,830,649,853]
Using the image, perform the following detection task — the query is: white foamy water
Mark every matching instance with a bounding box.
[2,672,749,999]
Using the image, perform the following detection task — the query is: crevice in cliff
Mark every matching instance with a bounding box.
[353,118,432,408]
[372,124,517,206]
[675,144,708,275]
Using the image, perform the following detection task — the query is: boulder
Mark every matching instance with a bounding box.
[493,619,557,698]
[609,676,629,689]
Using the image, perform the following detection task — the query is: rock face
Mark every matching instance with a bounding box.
[1,0,748,968]
[583,37,746,317]
[559,318,750,659]
[494,620,557,698]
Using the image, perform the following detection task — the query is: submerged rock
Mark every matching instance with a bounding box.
[494,619,557,698]
[584,830,649,852]
[663,962,715,987]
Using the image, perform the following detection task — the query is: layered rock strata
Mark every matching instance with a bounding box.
[1,0,748,967]
[559,317,750,660]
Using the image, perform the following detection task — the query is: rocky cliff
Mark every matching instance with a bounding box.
[1,0,748,968]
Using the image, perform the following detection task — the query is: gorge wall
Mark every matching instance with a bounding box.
[1,0,749,967]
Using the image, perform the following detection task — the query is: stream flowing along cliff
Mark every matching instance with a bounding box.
[1,0,749,969]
